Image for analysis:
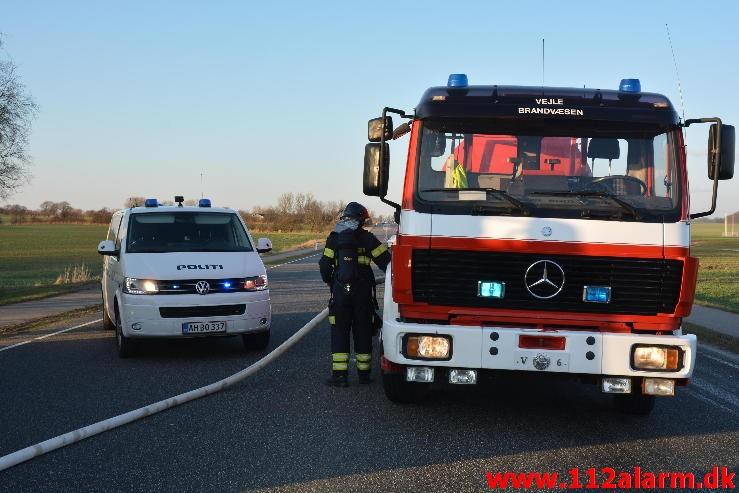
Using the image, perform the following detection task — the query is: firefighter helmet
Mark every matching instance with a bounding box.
[341,202,369,223]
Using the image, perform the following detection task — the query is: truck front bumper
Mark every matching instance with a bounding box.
[382,318,696,380]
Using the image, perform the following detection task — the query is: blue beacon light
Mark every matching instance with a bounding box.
[447,73,469,88]
[199,199,212,208]
[144,198,158,207]
[619,78,641,93]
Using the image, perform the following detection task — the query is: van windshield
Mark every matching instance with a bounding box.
[126,212,254,253]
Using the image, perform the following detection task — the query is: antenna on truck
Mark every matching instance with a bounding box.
[665,24,685,121]
[542,38,545,85]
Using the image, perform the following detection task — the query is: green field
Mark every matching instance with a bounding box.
[691,222,739,313]
[0,224,107,304]
[0,224,323,305]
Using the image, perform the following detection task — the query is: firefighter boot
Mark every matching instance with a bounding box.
[325,371,349,387]
[358,370,373,385]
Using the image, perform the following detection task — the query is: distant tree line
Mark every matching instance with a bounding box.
[0,201,114,224]
[0,192,390,231]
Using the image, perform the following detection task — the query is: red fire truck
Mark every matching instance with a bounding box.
[363,75,734,414]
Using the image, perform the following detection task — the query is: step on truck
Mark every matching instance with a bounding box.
[363,74,734,415]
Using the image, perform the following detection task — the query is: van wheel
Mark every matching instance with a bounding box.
[382,372,419,404]
[115,309,136,358]
[103,307,115,331]
[242,330,270,350]
[613,391,655,416]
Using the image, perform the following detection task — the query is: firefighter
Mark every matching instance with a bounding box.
[319,202,391,387]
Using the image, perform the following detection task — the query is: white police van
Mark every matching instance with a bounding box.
[98,197,272,357]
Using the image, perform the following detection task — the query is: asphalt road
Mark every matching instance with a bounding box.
[0,254,737,492]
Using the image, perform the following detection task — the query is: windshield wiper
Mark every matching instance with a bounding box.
[421,187,531,215]
[529,191,642,220]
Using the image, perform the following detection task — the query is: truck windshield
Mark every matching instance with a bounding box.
[126,212,254,253]
[415,121,682,222]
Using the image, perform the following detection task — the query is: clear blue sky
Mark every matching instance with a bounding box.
[2,0,738,217]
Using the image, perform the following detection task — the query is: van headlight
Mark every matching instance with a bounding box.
[123,277,159,295]
[242,275,268,291]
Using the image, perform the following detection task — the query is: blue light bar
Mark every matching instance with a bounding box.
[619,78,641,93]
[583,286,611,303]
[478,281,505,298]
[144,198,158,208]
[199,199,211,208]
[447,73,469,88]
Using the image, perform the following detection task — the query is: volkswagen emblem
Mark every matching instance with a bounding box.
[542,226,552,237]
[524,260,565,299]
[533,353,551,370]
[195,281,211,295]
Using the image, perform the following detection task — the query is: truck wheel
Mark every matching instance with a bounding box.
[115,309,136,358]
[613,391,655,416]
[102,307,115,331]
[382,371,419,404]
[242,330,270,350]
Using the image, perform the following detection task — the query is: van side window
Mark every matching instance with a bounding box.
[107,215,123,244]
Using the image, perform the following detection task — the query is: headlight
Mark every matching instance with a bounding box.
[123,277,158,295]
[243,275,268,291]
[404,335,451,360]
[631,345,681,371]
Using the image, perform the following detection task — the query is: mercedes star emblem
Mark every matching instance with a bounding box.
[195,280,211,295]
[524,260,565,299]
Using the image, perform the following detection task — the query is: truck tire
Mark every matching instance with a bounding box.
[613,391,655,416]
[382,371,419,404]
[242,330,270,350]
[115,308,136,358]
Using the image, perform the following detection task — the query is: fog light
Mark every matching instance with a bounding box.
[478,281,505,298]
[583,285,611,303]
[632,345,680,370]
[131,323,142,331]
[643,378,675,396]
[449,369,477,385]
[602,377,631,394]
[406,366,434,383]
[405,335,451,359]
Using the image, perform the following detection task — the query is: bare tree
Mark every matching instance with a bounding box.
[125,196,145,208]
[0,38,38,200]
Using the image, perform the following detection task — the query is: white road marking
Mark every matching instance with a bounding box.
[0,319,101,352]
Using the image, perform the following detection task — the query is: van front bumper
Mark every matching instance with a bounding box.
[118,291,271,338]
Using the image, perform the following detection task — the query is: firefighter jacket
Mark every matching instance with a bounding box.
[319,227,390,287]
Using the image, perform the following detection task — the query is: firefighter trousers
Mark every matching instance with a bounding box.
[328,281,373,374]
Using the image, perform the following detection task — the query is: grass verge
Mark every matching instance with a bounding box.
[684,322,739,354]
[0,304,102,337]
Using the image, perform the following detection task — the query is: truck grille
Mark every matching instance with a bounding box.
[159,304,246,319]
[412,250,683,316]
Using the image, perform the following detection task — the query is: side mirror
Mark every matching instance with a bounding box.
[97,240,119,256]
[368,116,393,143]
[364,143,389,197]
[708,124,735,180]
[256,238,272,254]
[392,122,412,140]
